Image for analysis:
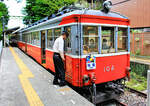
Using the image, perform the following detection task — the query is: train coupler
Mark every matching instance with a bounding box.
[88,72,96,83]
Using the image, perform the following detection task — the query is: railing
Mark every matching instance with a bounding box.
[130,32,150,57]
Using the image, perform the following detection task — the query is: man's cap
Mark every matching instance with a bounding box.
[103,39,107,42]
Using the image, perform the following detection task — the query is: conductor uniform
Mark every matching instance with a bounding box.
[53,34,66,86]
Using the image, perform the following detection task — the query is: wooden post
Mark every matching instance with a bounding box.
[91,0,93,9]
[141,33,144,55]
[132,33,135,55]
[147,70,150,106]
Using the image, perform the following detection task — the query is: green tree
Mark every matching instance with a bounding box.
[23,0,77,25]
[0,2,9,40]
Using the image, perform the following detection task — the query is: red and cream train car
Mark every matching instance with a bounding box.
[17,9,130,88]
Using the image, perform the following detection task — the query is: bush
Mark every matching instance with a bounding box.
[130,62,149,77]
[135,49,141,55]
[126,72,147,91]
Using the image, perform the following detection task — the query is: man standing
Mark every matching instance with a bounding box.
[53,31,69,87]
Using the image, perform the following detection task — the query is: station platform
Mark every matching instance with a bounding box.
[0,47,93,106]
[130,57,150,66]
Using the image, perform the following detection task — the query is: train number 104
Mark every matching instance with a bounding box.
[104,65,115,72]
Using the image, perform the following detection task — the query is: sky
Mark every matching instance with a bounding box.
[4,0,26,29]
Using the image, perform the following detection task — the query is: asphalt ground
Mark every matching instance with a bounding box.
[0,47,93,106]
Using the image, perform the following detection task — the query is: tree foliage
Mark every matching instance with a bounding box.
[23,0,77,25]
[0,2,9,40]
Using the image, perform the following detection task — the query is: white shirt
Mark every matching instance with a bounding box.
[53,36,64,59]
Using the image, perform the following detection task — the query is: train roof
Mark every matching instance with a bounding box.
[21,9,128,32]
[65,10,128,19]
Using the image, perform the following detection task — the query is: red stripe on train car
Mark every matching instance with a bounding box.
[59,14,130,26]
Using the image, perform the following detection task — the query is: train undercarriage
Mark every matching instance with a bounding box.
[76,79,126,105]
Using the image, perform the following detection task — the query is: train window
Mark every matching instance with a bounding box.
[83,26,98,54]
[34,32,37,45]
[31,32,38,45]
[31,32,33,44]
[32,32,35,45]
[22,34,25,42]
[36,32,40,46]
[26,34,28,43]
[101,27,115,54]
[118,28,128,52]
[21,34,24,42]
[28,33,31,44]
[64,26,71,54]
[47,29,53,49]
[54,28,61,40]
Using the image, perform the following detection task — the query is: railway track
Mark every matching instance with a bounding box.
[125,86,147,98]
[118,86,147,106]
[97,87,147,106]
[97,99,127,106]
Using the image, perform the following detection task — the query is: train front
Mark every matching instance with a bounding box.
[64,10,131,87]
[62,3,130,89]
[63,9,131,103]
[81,25,131,86]
[81,25,130,85]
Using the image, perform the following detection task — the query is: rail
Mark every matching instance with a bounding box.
[125,86,147,98]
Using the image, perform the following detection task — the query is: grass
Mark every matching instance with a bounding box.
[126,72,147,91]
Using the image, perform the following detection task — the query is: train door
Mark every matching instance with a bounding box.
[64,26,72,67]
[41,31,46,64]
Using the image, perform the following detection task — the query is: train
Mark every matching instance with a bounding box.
[16,3,131,104]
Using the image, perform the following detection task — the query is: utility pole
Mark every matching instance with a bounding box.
[2,16,5,47]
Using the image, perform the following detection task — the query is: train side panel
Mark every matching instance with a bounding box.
[81,54,130,86]
[64,54,130,87]
[18,42,26,51]
[27,44,42,64]
[45,50,55,72]
[18,42,42,64]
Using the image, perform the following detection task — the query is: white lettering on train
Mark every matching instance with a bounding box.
[104,65,115,72]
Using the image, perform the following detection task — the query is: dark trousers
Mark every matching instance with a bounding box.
[53,52,65,83]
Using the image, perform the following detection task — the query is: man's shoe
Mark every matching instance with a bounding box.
[59,82,66,87]
[53,80,59,85]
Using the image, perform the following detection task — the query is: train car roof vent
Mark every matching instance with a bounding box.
[101,0,112,14]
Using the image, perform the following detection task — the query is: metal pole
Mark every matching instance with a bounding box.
[147,70,150,106]
[2,16,5,47]
[91,0,93,9]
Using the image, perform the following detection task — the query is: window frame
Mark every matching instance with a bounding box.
[117,27,128,52]
[81,25,129,55]
[101,26,116,54]
[54,28,61,41]
[47,29,54,49]
[64,26,72,54]
[82,25,99,55]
